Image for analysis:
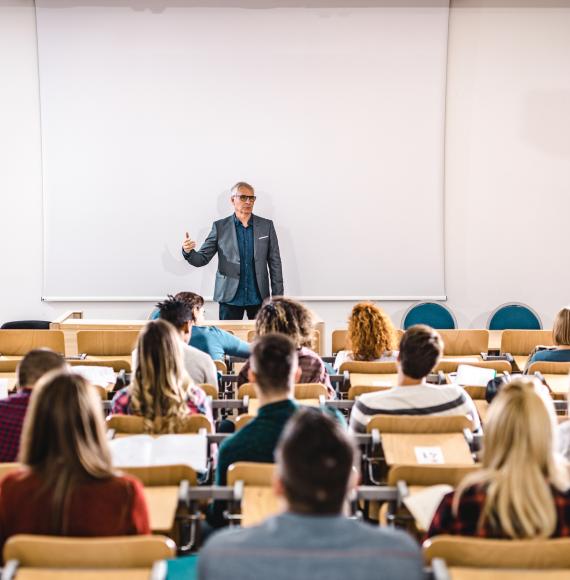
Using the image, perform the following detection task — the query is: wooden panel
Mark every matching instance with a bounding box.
[348,373,398,387]
[0,330,65,356]
[424,535,570,568]
[449,568,570,580]
[500,330,554,355]
[367,414,473,434]
[143,486,179,533]
[15,570,150,580]
[77,331,140,356]
[241,486,281,527]
[438,330,489,356]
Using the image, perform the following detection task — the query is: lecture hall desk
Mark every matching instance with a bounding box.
[50,311,325,356]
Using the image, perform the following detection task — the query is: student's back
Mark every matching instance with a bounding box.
[200,512,422,580]
[0,469,148,552]
[201,407,423,579]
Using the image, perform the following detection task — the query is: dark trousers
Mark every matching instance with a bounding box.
[219,303,261,320]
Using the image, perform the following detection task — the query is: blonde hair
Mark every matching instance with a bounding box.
[130,320,191,433]
[348,302,397,360]
[553,307,570,346]
[454,377,569,538]
[19,371,115,534]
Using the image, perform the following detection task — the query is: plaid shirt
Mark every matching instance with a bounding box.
[428,484,570,538]
[0,390,32,462]
[237,346,335,398]
[111,385,213,424]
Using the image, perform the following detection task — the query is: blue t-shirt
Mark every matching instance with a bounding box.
[190,325,250,361]
[529,348,570,364]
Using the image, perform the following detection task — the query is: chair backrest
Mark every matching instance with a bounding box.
[0,463,21,481]
[67,358,131,372]
[234,414,255,430]
[237,383,326,400]
[401,302,457,330]
[1,321,51,330]
[227,462,276,486]
[77,330,140,356]
[3,534,175,569]
[118,464,197,486]
[488,303,542,330]
[527,361,570,376]
[0,330,65,356]
[423,535,570,568]
[500,329,554,355]
[332,329,349,354]
[247,330,256,342]
[339,361,398,374]
[367,414,473,434]
[199,383,219,399]
[387,464,480,487]
[247,330,319,352]
[214,359,227,373]
[438,330,489,356]
[347,385,391,400]
[107,413,212,434]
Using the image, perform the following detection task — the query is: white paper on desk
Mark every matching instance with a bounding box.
[109,434,208,473]
[72,365,116,387]
[403,484,453,531]
[454,364,496,387]
[415,446,444,465]
[0,379,8,399]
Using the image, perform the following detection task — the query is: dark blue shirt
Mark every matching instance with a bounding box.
[228,214,262,306]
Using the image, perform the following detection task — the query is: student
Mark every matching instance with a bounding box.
[200,408,423,580]
[334,302,398,370]
[0,349,66,462]
[175,291,250,360]
[349,324,480,433]
[112,319,212,430]
[151,296,218,386]
[0,372,150,553]
[428,377,570,538]
[526,306,570,367]
[237,297,334,397]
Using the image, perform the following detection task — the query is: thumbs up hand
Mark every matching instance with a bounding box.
[182,232,196,253]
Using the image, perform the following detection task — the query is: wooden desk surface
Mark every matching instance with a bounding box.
[143,486,179,533]
[241,486,282,528]
[381,433,474,466]
[544,374,569,398]
[349,373,398,387]
[0,372,17,391]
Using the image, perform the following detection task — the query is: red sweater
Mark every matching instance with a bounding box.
[0,469,150,554]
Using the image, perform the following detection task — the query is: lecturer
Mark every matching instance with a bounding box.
[181,182,284,320]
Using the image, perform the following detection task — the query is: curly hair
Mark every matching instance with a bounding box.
[255,297,315,349]
[130,320,191,434]
[348,302,397,361]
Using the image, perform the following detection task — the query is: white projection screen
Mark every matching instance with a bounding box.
[37,0,448,301]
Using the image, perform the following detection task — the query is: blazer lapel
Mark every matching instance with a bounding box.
[227,215,240,263]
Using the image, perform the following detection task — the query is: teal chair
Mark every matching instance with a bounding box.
[487,303,542,330]
[401,302,457,330]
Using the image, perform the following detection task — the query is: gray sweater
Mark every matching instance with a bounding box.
[198,512,423,580]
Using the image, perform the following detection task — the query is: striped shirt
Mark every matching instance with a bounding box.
[348,383,481,434]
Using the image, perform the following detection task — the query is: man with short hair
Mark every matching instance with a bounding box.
[0,349,66,462]
[349,324,481,433]
[182,182,283,320]
[207,332,301,527]
[141,296,217,387]
[200,408,423,580]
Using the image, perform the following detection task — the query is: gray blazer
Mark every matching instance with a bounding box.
[183,214,283,304]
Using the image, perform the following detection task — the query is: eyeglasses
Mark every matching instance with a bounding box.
[234,195,256,203]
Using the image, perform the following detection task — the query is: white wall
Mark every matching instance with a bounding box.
[1,0,569,349]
